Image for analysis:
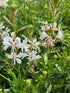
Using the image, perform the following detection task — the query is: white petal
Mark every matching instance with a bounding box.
[32,51,37,55]
[46,21,48,24]
[33,38,37,43]
[3,45,9,50]
[6,27,10,32]
[40,32,47,40]
[41,26,45,31]
[6,36,13,43]
[23,38,27,44]
[1,26,5,29]
[14,58,16,65]
[8,55,13,59]
[3,41,11,46]
[15,37,21,44]
[12,46,15,52]
[5,0,8,3]
[18,53,28,59]
[25,44,30,48]
[53,22,57,28]
[17,53,24,58]
[16,43,21,48]
[57,30,63,40]
[25,48,30,52]
[11,32,15,37]
[0,22,5,29]
[22,53,28,58]
[0,22,3,26]
[36,55,41,59]
[16,58,21,64]
[2,32,9,36]
[35,42,40,45]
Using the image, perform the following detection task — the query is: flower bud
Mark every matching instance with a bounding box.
[28,24,33,29]
[10,4,17,10]
[39,75,43,79]
[42,70,47,76]
[25,6,29,11]
[27,62,30,66]
[65,33,69,37]
[5,53,9,57]
[54,54,58,59]
[26,79,32,87]
[0,89,2,93]
[66,56,70,61]
[44,4,48,9]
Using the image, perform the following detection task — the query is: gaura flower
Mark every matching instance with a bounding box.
[53,22,57,28]
[41,26,45,31]
[8,52,28,65]
[33,38,40,46]
[46,36,55,47]
[16,38,30,52]
[3,35,21,52]
[56,27,63,40]
[1,27,10,39]
[56,30,63,40]
[0,22,5,29]
[27,50,41,62]
[53,22,59,33]
[0,0,8,8]
[40,31,48,40]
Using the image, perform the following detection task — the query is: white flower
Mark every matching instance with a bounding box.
[3,36,21,52]
[1,32,9,39]
[33,38,40,46]
[15,37,21,44]
[46,25,50,29]
[8,52,28,65]
[46,21,48,24]
[28,50,41,62]
[8,52,21,65]
[11,32,15,37]
[0,0,8,8]
[17,38,30,52]
[53,22,57,28]
[43,36,55,47]
[50,24,52,28]
[1,27,10,38]
[41,26,45,31]
[40,31,48,40]
[5,27,10,32]
[3,36,12,50]
[0,22,5,29]
[57,27,63,40]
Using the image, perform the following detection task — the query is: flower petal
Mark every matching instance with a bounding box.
[17,58,21,64]
[8,55,13,59]
[15,37,21,44]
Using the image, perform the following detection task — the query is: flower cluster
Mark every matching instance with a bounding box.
[40,21,64,47]
[0,22,41,65]
[0,0,8,8]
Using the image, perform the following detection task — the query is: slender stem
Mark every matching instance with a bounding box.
[0,74,13,83]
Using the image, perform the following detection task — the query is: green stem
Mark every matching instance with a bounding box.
[0,74,13,83]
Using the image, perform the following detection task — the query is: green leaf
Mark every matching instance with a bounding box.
[46,84,52,93]
[56,51,62,59]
